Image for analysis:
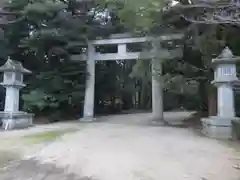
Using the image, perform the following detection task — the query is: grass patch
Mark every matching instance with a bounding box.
[22,128,78,144]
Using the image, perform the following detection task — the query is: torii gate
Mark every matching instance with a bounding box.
[74,33,183,122]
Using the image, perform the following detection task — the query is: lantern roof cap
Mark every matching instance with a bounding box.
[217,47,233,59]
[212,47,240,64]
[0,57,31,73]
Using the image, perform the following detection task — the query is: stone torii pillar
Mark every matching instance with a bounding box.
[0,57,34,130]
[151,58,164,122]
[201,47,240,139]
[82,43,96,121]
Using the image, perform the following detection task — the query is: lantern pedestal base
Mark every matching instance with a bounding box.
[79,116,96,122]
[201,116,238,139]
[0,111,34,130]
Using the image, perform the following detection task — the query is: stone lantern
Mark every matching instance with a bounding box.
[0,57,33,130]
[201,47,240,139]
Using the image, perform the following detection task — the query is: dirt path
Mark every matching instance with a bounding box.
[0,113,240,180]
[0,122,86,180]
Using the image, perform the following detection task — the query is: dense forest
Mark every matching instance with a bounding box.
[0,0,239,121]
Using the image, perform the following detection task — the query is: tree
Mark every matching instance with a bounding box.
[0,0,102,118]
[0,0,129,118]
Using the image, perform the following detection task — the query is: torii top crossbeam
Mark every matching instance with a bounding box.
[71,33,183,61]
[91,33,183,45]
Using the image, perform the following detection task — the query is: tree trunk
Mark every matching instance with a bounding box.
[140,80,145,109]
[198,79,217,116]
[207,82,217,116]
[199,80,208,112]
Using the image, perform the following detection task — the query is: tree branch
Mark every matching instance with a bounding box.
[178,1,240,25]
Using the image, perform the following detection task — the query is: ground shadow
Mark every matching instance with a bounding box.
[0,158,93,180]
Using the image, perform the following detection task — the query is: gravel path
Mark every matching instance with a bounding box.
[34,113,240,180]
[0,113,240,180]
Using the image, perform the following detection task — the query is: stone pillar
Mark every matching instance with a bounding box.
[201,47,240,139]
[217,84,235,117]
[4,86,19,112]
[151,58,164,122]
[0,57,33,130]
[81,42,96,121]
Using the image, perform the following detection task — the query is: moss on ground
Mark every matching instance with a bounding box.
[22,128,78,144]
[0,128,79,172]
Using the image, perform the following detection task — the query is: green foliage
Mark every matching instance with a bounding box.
[22,60,85,113]
[24,0,66,16]
[163,74,198,95]
[0,0,93,116]
[114,0,164,33]
[22,90,47,111]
